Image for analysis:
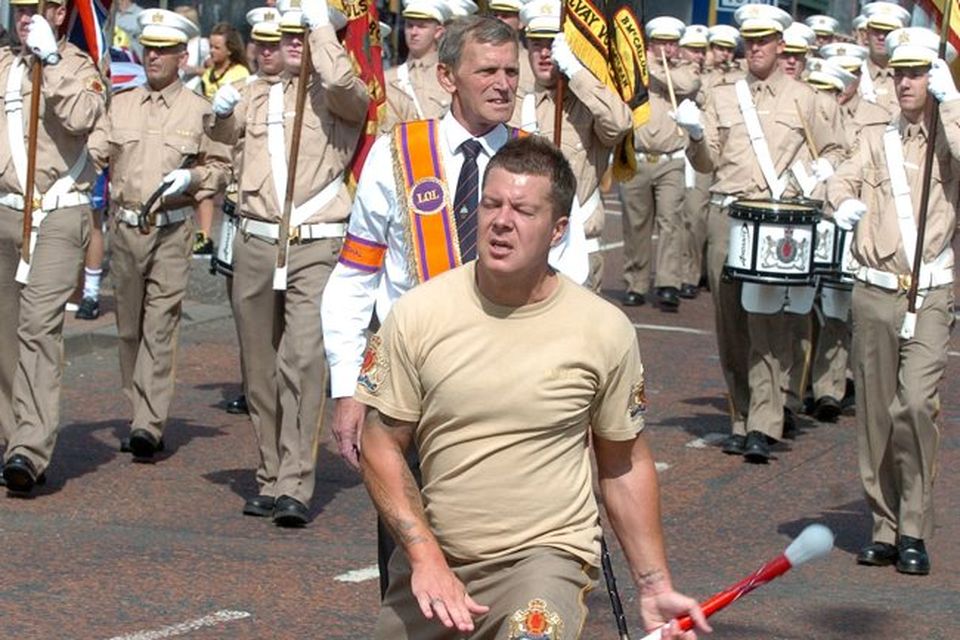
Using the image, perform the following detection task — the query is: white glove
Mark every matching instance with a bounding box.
[928,58,960,103]
[811,157,834,183]
[551,33,585,78]
[212,84,241,118]
[27,15,60,65]
[833,198,867,231]
[161,169,192,197]
[670,98,704,141]
[302,0,330,28]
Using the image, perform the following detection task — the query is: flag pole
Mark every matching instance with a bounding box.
[901,0,954,338]
[273,31,311,291]
[18,0,47,279]
[553,2,566,147]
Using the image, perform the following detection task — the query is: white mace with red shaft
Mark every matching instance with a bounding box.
[640,524,835,639]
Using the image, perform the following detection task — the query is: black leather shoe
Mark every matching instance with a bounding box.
[813,396,842,423]
[623,291,646,307]
[225,394,249,415]
[896,536,930,575]
[120,434,165,454]
[128,429,162,459]
[857,541,898,566]
[679,283,699,299]
[243,495,276,517]
[3,454,38,493]
[721,434,746,455]
[75,297,100,320]
[273,495,309,527]
[743,431,771,463]
[655,287,680,311]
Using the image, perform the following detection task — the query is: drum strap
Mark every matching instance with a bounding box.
[396,63,425,120]
[520,93,539,133]
[859,60,878,104]
[882,124,917,270]
[735,80,786,200]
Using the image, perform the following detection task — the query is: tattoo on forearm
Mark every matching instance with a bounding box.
[638,569,667,589]
[362,446,430,549]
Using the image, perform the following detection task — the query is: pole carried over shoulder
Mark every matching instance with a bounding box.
[660,49,682,137]
[17,0,47,283]
[901,0,954,339]
[273,32,312,291]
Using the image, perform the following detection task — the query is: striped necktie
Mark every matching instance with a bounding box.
[453,139,483,262]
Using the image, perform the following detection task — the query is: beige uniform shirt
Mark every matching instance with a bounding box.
[383,50,449,120]
[827,100,960,274]
[355,262,645,567]
[0,43,105,195]
[508,70,631,237]
[688,67,844,199]
[379,82,418,134]
[207,25,369,224]
[838,91,891,152]
[88,80,230,211]
[863,57,898,115]
[517,41,535,98]
[634,58,700,155]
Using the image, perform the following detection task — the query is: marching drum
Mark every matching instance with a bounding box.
[725,199,822,285]
[211,196,239,278]
[820,220,858,291]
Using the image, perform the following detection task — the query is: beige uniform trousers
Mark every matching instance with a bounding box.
[375,547,598,640]
[681,169,711,286]
[812,314,849,402]
[620,158,685,293]
[746,311,798,439]
[706,202,750,435]
[781,311,813,416]
[231,231,339,505]
[0,204,89,472]
[110,217,194,437]
[851,283,952,543]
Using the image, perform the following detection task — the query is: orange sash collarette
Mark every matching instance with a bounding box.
[392,119,462,283]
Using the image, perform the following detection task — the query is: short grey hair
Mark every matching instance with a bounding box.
[437,16,518,70]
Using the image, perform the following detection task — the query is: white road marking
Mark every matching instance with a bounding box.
[105,610,251,640]
[633,323,713,336]
[335,564,380,583]
[685,433,728,449]
[599,241,624,252]
[655,462,671,472]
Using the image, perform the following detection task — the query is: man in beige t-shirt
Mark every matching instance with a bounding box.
[358,137,707,639]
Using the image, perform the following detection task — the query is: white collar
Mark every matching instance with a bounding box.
[441,110,509,158]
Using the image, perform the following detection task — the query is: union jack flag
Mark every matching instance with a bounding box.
[66,0,112,66]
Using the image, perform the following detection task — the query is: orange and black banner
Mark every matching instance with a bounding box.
[564,0,650,179]
[343,0,387,190]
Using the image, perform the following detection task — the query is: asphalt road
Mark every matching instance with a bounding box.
[1,197,957,639]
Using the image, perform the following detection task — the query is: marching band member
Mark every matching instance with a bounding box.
[673,3,843,462]
[509,0,632,292]
[859,1,910,114]
[1,0,105,492]
[827,27,960,576]
[620,16,700,310]
[207,0,368,526]
[87,10,230,461]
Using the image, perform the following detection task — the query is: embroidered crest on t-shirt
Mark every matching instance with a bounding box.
[508,598,563,639]
[358,334,388,393]
[629,381,647,419]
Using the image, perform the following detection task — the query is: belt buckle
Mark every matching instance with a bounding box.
[647,153,661,164]
[897,274,912,292]
[31,196,42,211]
[288,225,301,244]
